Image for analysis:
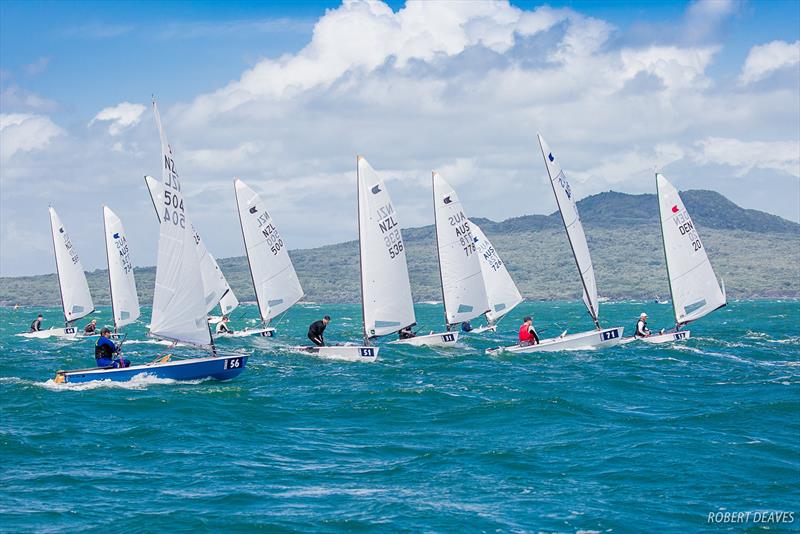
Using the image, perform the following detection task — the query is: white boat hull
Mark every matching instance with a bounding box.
[389,331,458,347]
[17,327,88,340]
[291,345,379,362]
[217,327,275,338]
[486,327,624,355]
[468,325,497,334]
[624,330,691,344]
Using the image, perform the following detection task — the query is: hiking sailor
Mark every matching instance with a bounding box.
[215,316,233,335]
[398,325,416,340]
[30,314,43,332]
[518,316,540,346]
[83,319,97,335]
[307,315,330,346]
[95,328,130,368]
[635,312,651,338]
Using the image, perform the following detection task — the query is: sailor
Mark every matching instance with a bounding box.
[518,316,540,345]
[216,316,233,335]
[30,314,43,332]
[461,321,473,333]
[307,315,330,346]
[398,326,416,339]
[83,319,97,335]
[95,328,130,368]
[635,313,651,338]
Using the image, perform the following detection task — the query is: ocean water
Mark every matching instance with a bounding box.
[1,300,798,532]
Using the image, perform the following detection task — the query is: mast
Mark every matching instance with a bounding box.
[431,171,450,330]
[538,136,601,330]
[49,207,69,327]
[655,172,680,330]
[356,156,370,345]
[233,178,266,327]
[102,206,117,332]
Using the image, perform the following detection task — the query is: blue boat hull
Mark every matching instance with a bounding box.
[56,355,248,384]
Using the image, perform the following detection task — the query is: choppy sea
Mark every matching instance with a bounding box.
[1,300,798,532]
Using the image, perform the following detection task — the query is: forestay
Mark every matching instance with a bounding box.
[538,134,600,326]
[432,172,489,326]
[103,206,140,328]
[234,179,304,322]
[657,173,726,326]
[471,223,523,323]
[148,101,211,347]
[358,156,416,338]
[49,207,94,323]
[144,175,229,313]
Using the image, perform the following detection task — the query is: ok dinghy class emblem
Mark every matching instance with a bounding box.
[371,184,382,194]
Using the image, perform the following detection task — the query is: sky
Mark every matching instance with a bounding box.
[1,0,798,277]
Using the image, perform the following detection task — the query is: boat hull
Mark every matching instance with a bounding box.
[218,327,275,338]
[486,327,624,355]
[468,325,497,334]
[18,327,79,339]
[55,355,249,384]
[628,330,691,344]
[389,331,458,347]
[291,345,378,362]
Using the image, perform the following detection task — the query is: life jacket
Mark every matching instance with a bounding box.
[95,337,114,359]
[634,319,648,337]
[519,323,534,342]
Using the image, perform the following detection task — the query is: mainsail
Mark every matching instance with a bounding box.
[234,178,304,323]
[656,173,726,326]
[148,100,211,347]
[102,206,140,329]
[49,207,94,323]
[538,134,600,327]
[217,272,240,315]
[144,175,229,313]
[432,171,489,327]
[471,223,523,323]
[357,156,416,338]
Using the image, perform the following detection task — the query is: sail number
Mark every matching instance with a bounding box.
[442,333,456,342]
[64,327,76,334]
[162,151,186,228]
[377,202,404,260]
[601,329,619,341]
[223,357,242,370]
[449,212,476,257]
[257,218,284,256]
[674,332,687,340]
[359,348,375,357]
[673,213,702,252]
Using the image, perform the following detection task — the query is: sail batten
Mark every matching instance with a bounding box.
[537,134,600,326]
[148,101,211,347]
[49,207,95,324]
[103,206,140,329]
[656,173,726,326]
[432,172,489,326]
[472,223,523,323]
[234,179,303,323]
[358,156,416,338]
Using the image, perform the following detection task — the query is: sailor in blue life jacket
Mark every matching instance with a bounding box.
[461,321,473,333]
[95,328,130,368]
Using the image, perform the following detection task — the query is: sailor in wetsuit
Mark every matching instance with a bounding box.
[84,319,97,335]
[518,316,540,345]
[95,328,130,368]
[398,326,416,339]
[307,315,330,346]
[216,316,233,335]
[30,314,43,332]
[461,321,473,333]
[635,312,651,338]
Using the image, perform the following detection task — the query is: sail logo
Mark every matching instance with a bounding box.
[443,196,452,205]
[672,205,680,213]
[548,153,554,162]
[59,227,64,233]
[249,206,258,214]
[371,184,382,194]
[113,233,120,239]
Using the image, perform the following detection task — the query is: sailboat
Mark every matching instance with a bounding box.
[18,208,96,339]
[143,176,265,337]
[233,178,304,337]
[631,173,726,343]
[102,206,140,335]
[487,134,624,354]
[430,171,489,337]
[54,100,248,383]
[470,222,524,333]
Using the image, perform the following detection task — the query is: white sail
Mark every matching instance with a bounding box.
[102,206,140,328]
[49,207,94,323]
[234,178,304,322]
[537,134,600,326]
[432,171,489,326]
[218,279,239,315]
[471,223,523,323]
[358,156,415,338]
[144,175,229,313]
[656,173,726,326]
[148,101,211,347]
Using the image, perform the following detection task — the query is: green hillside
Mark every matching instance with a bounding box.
[2,190,798,307]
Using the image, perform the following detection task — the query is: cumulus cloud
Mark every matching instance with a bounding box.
[682,0,738,43]
[89,102,146,135]
[0,85,58,112]
[692,137,800,177]
[0,113,64,162]
[23,56,51,76]
[739,40,800,85]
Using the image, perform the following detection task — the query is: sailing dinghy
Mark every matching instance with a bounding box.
[102,206,140,337]
[54,100,248,383]
[487,134,623,355]
[143,176,269,338]
[431,171,490,336]
[233,178,304,338]
[358,158,455,348]
[470,222,524,333]
[629,173,726,344]
[18,208,96,339]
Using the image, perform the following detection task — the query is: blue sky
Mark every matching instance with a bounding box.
[1,0,799,276]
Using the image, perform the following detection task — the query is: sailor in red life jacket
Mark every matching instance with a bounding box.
[518,316,540,346]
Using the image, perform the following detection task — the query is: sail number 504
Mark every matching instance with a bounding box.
[162,190,186,229]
